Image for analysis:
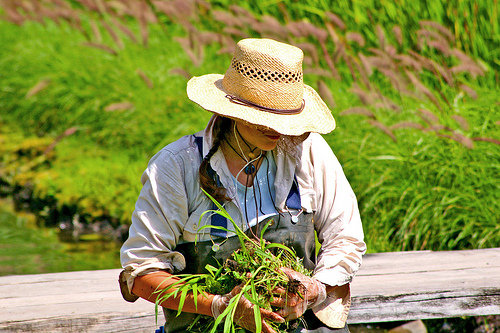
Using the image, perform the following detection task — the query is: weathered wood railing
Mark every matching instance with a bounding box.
[1,248,499,332]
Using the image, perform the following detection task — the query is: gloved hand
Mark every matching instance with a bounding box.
[211,284,285,333]
[272,267,327,321]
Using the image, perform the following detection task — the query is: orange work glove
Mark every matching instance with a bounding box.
[272,267,327,321]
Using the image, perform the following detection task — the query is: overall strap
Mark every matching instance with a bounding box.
[286,175,301,210]
[193,135,228,238]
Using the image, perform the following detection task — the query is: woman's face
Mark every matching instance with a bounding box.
[235,121,282,151]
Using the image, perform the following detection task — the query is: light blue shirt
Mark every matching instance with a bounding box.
[232,151,278,228]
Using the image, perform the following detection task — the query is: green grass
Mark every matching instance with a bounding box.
[0,1,498,260]
[212,0,499,71]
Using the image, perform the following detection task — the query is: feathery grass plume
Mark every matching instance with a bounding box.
[394,54,422,71]
[2,3,25,25]
[450,63,485,78]
[302,22,328,42]
[43,127,79,156]
[472,137,500,145]
[350,84,376,105]
[346,32,365,47]
[217,35,236,55]
[228,4,250,17]
[303,67,333,78]
[433,62,454,86]
[76,0,97,11]
[427,40,451,57]
[15,1,37,23]
[324,11,345,30]
[169,68,192,79]
[136,69,154,89]
[333,40,345,64]
[94,0,108,14]
[353,58,371,89]
[229,5,258,27]
[151,1,178,19]
[449,49,485,78]
[222,26,248,39]
[303,56,313,67]
[197,31,222,45]
[137,1,150,47]
[424,124,446,132]
[342,53,358,81]
[420,20,455,44]
[405,70,440,108]
[392,25,403,46]
[161,0,194,20]
[451,115,470,131]
[365,55,393,71]
[458,83,478,99]
[295,42,319,64]
[107,0,127,16]
[407,50,435,72]
[374,97,402,113]
[213,10,242,27]
[82,42,117,55]
[104,102,134,112]
[90,19,102,43]
[111,16,139,44]
[368,120,396,142]
[317,80,335,108]
[101,19,124,49]
[375,25,386,50]
[358,53,373,76]
[175,37,201,66]
[260,15,289,39]
[143,2,159,24]
[417,29,450,55]
[377,67,407,93]
[340,107,375,118]
[26,79,51,99]
[317,34,340,80]
[417,108,439,125]
[449,132,474,149]
[286,21,309,39]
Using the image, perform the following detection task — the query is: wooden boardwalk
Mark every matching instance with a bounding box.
[1,248,499,332]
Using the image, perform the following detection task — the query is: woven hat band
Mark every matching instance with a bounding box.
[225,94,305,115]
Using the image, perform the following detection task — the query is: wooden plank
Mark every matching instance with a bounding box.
[348,248,500,323]
[0,248,499,332]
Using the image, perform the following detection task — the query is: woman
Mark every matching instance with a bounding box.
[119,38,366,333]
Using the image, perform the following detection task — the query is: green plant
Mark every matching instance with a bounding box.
[154,191,311,333]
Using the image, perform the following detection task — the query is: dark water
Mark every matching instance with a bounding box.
[0,199,121,276]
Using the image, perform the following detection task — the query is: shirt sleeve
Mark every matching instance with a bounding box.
[120,149,189,291]
[310,135,367,287]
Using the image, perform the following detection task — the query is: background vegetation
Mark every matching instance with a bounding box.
[0,0,498,262]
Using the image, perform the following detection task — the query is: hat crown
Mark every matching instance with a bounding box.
[222,38,305,110]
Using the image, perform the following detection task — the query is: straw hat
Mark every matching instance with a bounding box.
[186,38,335,136]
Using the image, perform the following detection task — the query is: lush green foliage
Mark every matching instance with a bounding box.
[155,196,310,332]
[217,0,498,69]
[0,0,498,256]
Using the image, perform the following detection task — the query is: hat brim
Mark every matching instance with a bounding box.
[187,74,335,136]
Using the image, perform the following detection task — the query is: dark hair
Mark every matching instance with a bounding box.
[199,117,232,203]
